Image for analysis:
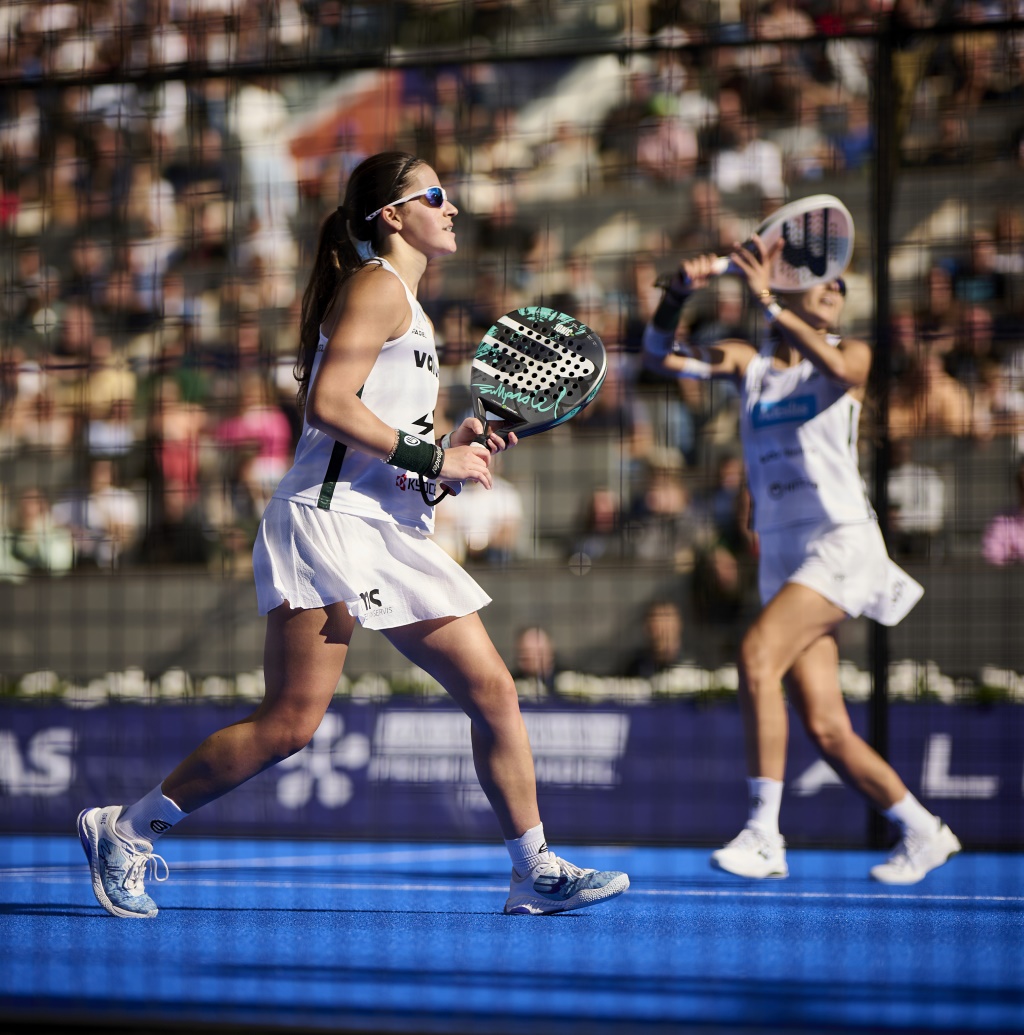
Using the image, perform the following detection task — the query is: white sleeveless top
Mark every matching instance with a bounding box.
[273,258,441,534]
[739,336,875,533]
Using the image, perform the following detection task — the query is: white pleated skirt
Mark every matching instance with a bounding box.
[252,497,491,629]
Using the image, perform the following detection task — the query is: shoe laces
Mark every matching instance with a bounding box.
[124,848,169,895]
[729,826,778,852]
[550,856,590,879]
[887,827,931,868]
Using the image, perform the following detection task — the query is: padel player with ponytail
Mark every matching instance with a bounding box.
[643,235,960,884]
[78,152,628,918]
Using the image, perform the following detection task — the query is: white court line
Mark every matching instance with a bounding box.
[0,845,505,877]
[6,870,1024,905]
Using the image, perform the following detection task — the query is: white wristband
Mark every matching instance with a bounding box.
[764,301,783,322]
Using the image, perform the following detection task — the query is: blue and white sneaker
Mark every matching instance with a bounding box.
[504,855,629,915]
[77,805,168,919]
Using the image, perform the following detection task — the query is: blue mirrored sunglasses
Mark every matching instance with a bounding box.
[365,186,447,222]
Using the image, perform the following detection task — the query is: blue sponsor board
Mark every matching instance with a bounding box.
[1,702,1021,847]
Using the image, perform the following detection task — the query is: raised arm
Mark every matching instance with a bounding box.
[729,235,872,391]
[642,253,756,382]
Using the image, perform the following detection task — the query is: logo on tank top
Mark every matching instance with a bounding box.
[751,395,817,428]
[769,478,817,499]
[414,350,439,377]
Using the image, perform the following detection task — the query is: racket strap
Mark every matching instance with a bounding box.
[419,482,451,508]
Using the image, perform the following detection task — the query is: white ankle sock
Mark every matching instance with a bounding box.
[119,784,188,844]
[747,777,784,837]
[505,822,552,877]
[883,793,938,837]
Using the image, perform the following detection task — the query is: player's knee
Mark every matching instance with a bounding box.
[253,711,322,762]
[468,670,521,733]
[738,632,778,692]
[805,713,855,757]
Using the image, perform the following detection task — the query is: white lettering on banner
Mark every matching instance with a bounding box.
[921,733,998,799]
[368,712,630,809]
[791,759,845,796]
[0,729,76,795]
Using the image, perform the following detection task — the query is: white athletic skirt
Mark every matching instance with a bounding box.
[758,519,923,627]
[253,497,491,629]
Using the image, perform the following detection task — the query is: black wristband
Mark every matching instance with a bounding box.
[652,293,687,333]
[385,432,445,478]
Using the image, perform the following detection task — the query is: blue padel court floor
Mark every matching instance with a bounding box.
[1,836,1022,1035]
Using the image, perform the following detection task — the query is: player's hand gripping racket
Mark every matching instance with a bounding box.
[709,194,854,290]
[426,306,607,505]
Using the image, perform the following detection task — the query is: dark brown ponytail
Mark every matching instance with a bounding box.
[294,151,423,406]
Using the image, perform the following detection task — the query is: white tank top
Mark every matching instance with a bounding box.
[273,258,441,533]
[739,336,874,533]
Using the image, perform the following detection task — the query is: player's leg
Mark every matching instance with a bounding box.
[161,601,354,811]
[78,601,353,918]
[385,612,538,837]
[711,582,845,879]
[785,633,905,806]
[384,612,629,914]
[787,635,961,884]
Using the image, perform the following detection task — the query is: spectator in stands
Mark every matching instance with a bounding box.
[573,352,654,470]
[8,487,74,576]
[975,357,1024,451]
[623,599,691,679]
[569,486,625,567]
[916,263,960,360]
[671,179,745,259]
[142,376,209,565]
[53,458,141,569]
[628,446,701,569]
[511,625,559,699]
[829,96,874,173]
[944,304,997,390]
[447,456,524,567]
[635,107,699,187]
[709,89,785,201]
[214,371,294,516]
[981,459,1024,566]
[887,437,947,559]
[953,229,1008,305]
[991,205,1024,273]
[693,455,758,625]
[888,349,985,440]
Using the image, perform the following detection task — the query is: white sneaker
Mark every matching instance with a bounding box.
[78,805,169,918]
[711,826,789,879]
[504,855,629,915]
[870,820,961,885]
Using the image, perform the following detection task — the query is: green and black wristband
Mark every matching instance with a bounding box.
[383,431,445,479]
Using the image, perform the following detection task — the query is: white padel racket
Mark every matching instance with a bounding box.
[427,306,607,505]
[710,194,855,291]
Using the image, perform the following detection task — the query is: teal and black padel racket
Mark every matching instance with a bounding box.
[427,306,607,505]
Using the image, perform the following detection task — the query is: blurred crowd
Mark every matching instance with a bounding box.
[1,0,1024,600]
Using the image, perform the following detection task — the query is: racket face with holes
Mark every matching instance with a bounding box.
[756,194,854,291]
[470,307,607,440]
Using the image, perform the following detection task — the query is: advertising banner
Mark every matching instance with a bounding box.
[1,702,1020,847]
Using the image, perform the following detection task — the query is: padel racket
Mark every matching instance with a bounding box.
[710,194,854,291]
[425,306,607,505]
